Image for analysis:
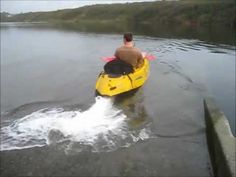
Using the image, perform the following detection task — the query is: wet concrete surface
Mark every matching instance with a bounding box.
[1,137,212,177]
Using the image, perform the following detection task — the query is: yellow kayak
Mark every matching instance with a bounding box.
[95,58,149,96]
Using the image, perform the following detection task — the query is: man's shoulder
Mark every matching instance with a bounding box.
[116,46,142,54]
[133,47,141,51]
[117,46,126,50]
[115,46,124,52]
[115,46,125,56]
[132,47,142,55]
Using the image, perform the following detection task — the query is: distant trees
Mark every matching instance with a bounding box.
[1,12,12,22]
[1,0,235,29]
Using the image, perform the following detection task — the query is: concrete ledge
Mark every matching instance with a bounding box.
[204,97,236,177]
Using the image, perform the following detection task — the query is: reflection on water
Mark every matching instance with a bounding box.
[2,22,234,176]
[1,23,234,135]
[114,88,149,128]
[1,21,235,45]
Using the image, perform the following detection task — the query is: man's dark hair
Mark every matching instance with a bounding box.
[123,33,133,42]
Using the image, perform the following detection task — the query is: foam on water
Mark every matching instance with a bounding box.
[1,96,152,152]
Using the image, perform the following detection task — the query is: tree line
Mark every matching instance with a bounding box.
[1,0,235,29]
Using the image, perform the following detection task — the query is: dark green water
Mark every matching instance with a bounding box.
[52,21,236,46]
[0,22,235,177]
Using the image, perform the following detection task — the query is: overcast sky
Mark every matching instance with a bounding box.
[1,0,158,14]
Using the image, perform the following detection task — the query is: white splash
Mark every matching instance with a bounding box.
[1,96,152,152]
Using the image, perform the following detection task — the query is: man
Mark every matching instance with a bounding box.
[115,33,144,68]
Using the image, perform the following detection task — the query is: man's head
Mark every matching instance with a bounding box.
[123,32,133,43]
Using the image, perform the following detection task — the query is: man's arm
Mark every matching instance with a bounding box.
[136,50,144,68]
[141,52,147,58]
[114,48,119,59]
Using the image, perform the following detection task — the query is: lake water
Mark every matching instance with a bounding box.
[0,23,235,176]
